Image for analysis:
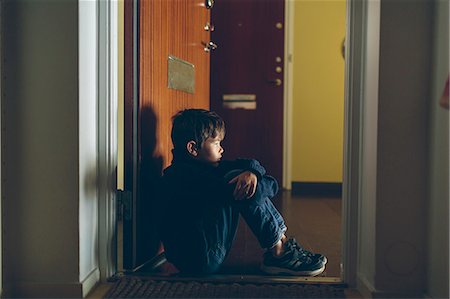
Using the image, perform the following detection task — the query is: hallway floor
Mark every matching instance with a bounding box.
[89,193,344,298]
[143,190,342,279]
[217,190,342,278]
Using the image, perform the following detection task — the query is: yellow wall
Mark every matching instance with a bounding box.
[291,0,346,183]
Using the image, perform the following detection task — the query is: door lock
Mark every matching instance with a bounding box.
[202,41,218,52]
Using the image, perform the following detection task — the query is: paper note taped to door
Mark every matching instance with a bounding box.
[222,94,257,110]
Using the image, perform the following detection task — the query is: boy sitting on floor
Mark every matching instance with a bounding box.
[160,109,327,275]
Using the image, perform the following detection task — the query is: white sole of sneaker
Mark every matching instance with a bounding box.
[260,264,326,276]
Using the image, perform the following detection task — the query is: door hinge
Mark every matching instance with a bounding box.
[117,190,132,221]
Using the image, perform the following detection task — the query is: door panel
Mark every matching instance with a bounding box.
[140,0,210,167]
[210,0,285,183]
[123,0,211,271]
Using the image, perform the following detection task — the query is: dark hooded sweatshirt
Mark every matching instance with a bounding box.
[160,150,278,271]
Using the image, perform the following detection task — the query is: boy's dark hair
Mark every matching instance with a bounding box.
[171,109,225,151]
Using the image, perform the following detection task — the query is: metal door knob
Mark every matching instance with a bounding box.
[268,78,282,86]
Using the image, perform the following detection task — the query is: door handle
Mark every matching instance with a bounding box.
[202,41,218,52]
[268,78,282,86]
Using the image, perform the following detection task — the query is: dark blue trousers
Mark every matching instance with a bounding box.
[164,169,286,274]
[200,192,287,273]
[197,169,286,273]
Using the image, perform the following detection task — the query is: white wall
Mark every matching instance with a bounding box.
[79,0,100,294]
[2,0,80,293]
[358,0,434,297]
[375,0,432,294]
[2,0,99,297]
[427,0,449,297]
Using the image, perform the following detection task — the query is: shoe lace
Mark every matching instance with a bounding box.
[284,238,313,264]
[286,238,315,259]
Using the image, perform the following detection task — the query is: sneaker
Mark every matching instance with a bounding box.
[285,238,327,266]
[261,241,325,276]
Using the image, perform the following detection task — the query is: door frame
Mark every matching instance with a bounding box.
[340,0,366,287]
[281,0,364,286]
[282,0,294,190]
[98,0,367,286]
[98,0,119,282]
[0,0,3,293]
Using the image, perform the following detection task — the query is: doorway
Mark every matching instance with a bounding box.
[208,0,346,279]
[110,0,362,288]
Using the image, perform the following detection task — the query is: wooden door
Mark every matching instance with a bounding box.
[210,0,285,183]
[123,0,211,271]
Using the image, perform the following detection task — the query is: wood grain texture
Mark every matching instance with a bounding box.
[122,0,211,271]
[139,0,210,169]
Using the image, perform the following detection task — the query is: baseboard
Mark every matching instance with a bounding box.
[3,268,100,298]
[6,281,83,298]
[357,274,425,298]
[357,274,375,298]
[372,290,426,298]
[81,267,101,297]
[291,182,342,197]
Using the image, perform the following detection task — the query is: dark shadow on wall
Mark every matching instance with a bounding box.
[135,106,164,268]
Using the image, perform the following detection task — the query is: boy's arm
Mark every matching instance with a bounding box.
[221,159,278,201]
[244,158,266,178]
[220,158,266,179]
[252,174,279,200]
[227,172,279,201]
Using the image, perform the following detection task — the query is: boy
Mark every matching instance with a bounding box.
[160,109,327,275]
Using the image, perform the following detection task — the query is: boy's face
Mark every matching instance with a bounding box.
[195,136,224,165]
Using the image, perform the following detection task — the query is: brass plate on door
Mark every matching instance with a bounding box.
[168,55,195,94]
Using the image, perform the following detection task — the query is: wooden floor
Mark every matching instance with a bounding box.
[88,194,346,298]
[217,190,342,278]
[126,190,342,279]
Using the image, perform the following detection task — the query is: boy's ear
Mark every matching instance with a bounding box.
[186,140,198,157]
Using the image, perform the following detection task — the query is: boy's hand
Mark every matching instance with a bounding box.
[228,171,257,200]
